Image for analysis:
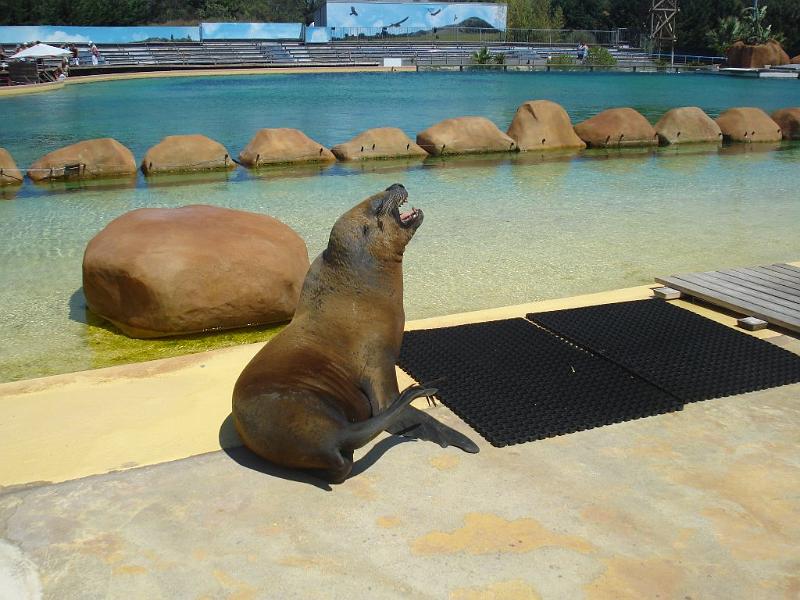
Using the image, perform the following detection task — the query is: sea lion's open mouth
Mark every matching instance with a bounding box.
[396,196,422,228]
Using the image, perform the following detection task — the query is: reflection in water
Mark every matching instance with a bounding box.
[28,175,138,197]
[718,141,784,157]
[655,144,719,174]
[334,156,426,176]
[247,161,336,181]
[0,186,20,201]
[143,170,239,189]
[579,147,655,175]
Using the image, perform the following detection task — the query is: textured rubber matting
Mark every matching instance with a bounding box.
[398,318,682,447]
[528,299,800,403]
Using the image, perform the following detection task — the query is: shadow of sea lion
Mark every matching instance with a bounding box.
[218,413,416,491]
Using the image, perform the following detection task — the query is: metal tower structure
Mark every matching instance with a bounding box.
[649,0,679,62]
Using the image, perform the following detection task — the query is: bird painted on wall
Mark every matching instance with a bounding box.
[427,8,441,16]
[388,16,409,28]
[349,6,358,16]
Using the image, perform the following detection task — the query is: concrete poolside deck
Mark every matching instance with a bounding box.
[1,282,799,598]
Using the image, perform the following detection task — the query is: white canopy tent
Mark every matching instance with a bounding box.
[10,43,72,59]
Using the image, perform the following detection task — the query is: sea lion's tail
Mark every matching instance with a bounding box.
[339,382,438,450]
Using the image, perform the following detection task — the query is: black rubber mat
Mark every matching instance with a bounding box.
[528,299,800,403]
[398,318,682,447]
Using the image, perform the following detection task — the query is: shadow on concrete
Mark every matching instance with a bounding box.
[218,412,414,491]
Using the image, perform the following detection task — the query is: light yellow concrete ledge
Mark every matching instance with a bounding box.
[0,66,414,98]
[0,283,788,489]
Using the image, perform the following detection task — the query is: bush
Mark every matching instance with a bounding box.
[586,46,617,66]
[472,46,492,64]
[547,53,579,69]
[492,52,506,65]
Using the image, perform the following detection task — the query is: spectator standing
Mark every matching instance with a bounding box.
[70,44,79,66]
[90,42,99,66]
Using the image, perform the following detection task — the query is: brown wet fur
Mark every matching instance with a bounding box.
[232,184,422,483]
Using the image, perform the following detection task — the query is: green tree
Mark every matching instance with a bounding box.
[508,0,566,30]
[706,15,743,54]
[553,0,611,30]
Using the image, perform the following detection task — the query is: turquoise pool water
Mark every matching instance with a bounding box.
[1,72,800,382]
[3,71,800,166]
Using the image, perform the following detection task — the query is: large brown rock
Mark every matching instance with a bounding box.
[715,107,783,143]
[792,54,800,64]
[0,148,23,186]
[771,108,800,140]
[331,127,428,161]
[238,128,335,167]
[726,40,790,68]
[83,205,309,338]
[416,116,518,156]
[27,138,137,183]
[574,108,658,148]
[506,100,586,152]
[141,135,236,175]
[654,107,723,145]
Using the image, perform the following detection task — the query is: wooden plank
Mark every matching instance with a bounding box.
[656,275,800,332]
[705,271,800,308]
[762,264,800,283]
[675,273,800,319]
[774,263,800,275]
[658,273,800,321]
[727,267,800,294]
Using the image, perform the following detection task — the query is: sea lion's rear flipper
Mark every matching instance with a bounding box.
[339,383,437,451]
[386,406,480,454]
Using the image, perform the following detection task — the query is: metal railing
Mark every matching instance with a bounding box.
[649,52,726,65]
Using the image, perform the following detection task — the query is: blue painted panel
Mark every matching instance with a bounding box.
[325,2,507,33]
[305,27,332,43]
[200,23,303,40]
[0,25,196,44]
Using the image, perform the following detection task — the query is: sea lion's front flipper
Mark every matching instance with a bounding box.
[386,406,480,454]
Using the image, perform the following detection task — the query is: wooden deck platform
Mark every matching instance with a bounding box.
[656,263,800,333]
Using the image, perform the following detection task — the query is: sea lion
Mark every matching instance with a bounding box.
[232,183,478,483]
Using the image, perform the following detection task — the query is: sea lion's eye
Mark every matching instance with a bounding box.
[377,218,384,231]
[362,225,369,237]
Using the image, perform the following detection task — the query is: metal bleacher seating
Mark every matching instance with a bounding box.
[1,41,656,77]
[90,40,656,68]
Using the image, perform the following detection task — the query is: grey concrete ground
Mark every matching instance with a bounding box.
[2,337,799,600]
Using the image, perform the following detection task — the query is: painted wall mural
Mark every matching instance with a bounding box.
[0,25,197,44]
[0,23,304,44]
[199,23,303,40]
[320,2,507,34]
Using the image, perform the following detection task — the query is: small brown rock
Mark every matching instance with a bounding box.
[574,108,658,148]
[715,108,783,143]
[654,107,723,145]
[507,100,586,151]
[416,116,518,156]
[0,148,23,186]
[770,108,800,140]
[238,128,335,167]
[27,138,137,182]
[141,134,236,175]
[332,128,428,161]
[83,205,309,338]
